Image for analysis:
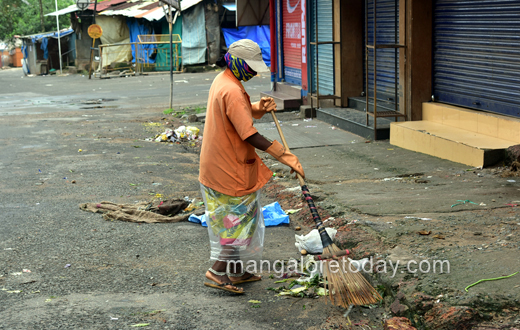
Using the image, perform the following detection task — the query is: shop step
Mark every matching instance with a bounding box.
[260,90,302,111]
[390,103,520,167]
[274,82,302,98]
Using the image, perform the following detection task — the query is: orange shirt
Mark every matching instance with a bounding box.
[199,68,273,197]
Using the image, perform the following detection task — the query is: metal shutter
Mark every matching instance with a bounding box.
[363,0,399,105]
[433,0,520,117]
[283,0,302,85]
[310,0,334,96]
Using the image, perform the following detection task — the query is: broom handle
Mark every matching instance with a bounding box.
[270,111,306,187]
[269,110,333,248]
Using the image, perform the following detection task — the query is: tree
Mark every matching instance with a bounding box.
[0,0,74,42]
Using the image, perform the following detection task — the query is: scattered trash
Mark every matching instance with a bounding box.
[303,118,312,122]
[382,177,403,182]
[11,272,22,276]
[292,124,299,126]
[64,264,71,268]
[110,317,119,321]
[22,269,31,273]
[4,248,13,251]
[155,129,177,142]
[300,249,307,255]
[432,234,445,239]
[294,226,301,231]
[248,300,261,304]
[507,180,516,183]
[295,228,337,254]
[175,126,200,140]
[174,80,188,83]
[479,202,487,206]
[506,203,518,207]
[323,217,334,223]
[305,126,317,128]
[269,273,327,298]
[286,208,302,214]
[451,200,479,208]
[78,149,82,152]
[131,324,150,327]
[144,122,162,127]
[405,216,432,221]
[418,230,431,235]
[465,271,519,292]
[7,290,22,293]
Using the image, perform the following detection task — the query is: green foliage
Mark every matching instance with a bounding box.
[0,0,74,42]
[163,108,174,115]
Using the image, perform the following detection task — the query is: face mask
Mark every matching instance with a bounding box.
[224,52,256,82]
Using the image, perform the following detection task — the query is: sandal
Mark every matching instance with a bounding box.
[228,270,262,284]
[204,281,244,294]
[204,268,244,294]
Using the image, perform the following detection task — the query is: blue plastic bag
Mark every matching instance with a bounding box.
[262,202,290,226]
[188,213,207,227]
[189,202,289,227]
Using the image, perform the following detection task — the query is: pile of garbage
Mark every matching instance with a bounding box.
[153,126,201,143]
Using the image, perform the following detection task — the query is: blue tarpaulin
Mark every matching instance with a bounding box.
[40,38,49,60]
[188,202,289,227]
[222,25,270,67]
[126,19,156,63]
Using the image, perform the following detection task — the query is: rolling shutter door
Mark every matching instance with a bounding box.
[310,0,334,95]
[364,0,399,106]
[434,0,520,118]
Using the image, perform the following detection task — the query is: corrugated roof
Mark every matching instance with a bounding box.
[139,2,160,10]
[45,4,78,16]
[135,6,165,21]
[89,0,128,12]
[99,0,167,21]
[20,28,74,41]
[47,0,204,20]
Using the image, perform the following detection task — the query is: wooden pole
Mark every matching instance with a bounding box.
[88,38,95,79]
[54,0,62,75]
[169,5,173,110]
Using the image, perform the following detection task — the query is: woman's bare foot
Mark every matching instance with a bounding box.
[205,270,244,292]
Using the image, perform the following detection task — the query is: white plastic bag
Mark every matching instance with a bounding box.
[295,228,337,254]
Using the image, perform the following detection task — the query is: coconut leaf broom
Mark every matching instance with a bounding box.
[269,111,382,307]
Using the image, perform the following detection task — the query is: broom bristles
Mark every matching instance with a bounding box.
[322,244,382,307]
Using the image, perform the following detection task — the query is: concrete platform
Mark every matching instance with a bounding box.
[391,102,520,167]
[260,82,302,111]
[316,107,395,140]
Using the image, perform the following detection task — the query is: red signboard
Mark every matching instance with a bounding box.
[282,0,302,84]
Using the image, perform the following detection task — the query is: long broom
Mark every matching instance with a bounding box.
[269,111,382,307]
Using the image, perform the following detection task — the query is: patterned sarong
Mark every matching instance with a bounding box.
[202,185,259,246]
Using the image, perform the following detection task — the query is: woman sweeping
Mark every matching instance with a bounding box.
[199,39,305,294]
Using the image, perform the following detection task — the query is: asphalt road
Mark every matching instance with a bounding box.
[0,68,342,329]
[2,67,520,329]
